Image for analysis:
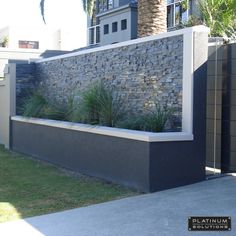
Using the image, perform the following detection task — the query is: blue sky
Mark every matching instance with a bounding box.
[0,0,87,47]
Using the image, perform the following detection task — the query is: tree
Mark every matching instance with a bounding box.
[198,0,236,39]
[40,0,167,37]
[138,0,167,38]
[183,0,236,39]
[0,36,9,48]
[40,0,94,23]
[40,0,167,38]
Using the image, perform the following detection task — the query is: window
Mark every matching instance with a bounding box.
[19,40,39,49]
[99,0,113,12]
[121,19,127,30]
[167,0,189,28]
[108,0,113,9]
[88,25,100,45]
[104,24,109,34]
[112,22,118,32]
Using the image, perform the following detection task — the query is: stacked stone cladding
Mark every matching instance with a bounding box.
[15,63,37,114]
[36,35,183,117]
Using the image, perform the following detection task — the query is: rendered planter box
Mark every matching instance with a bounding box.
[11,116,205,192]
[7,26,209,192]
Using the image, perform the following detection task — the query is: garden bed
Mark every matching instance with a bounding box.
[11,116,204,192]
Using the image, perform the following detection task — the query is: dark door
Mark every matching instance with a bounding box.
[206,42,236,175]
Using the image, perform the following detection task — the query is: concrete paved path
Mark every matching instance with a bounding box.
[1,176,236,236]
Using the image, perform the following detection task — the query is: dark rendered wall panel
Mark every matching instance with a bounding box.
[229,51,236,171]
[207,43,236,172]
[149,32,208,191]
[206,45,224,168]
[149,141,204,192]
[12,119,206,193]
[11,121,150,192]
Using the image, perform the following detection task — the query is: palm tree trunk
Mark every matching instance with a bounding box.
[138,0,167,38]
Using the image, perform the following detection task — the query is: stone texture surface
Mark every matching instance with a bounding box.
[15,63,37,114]
[36,35,183,116]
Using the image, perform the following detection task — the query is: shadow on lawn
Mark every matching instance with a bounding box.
[0,145,137,223]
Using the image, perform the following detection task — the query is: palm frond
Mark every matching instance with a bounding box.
[40,0,94,23]
[198,0,236,39]
[40,0,46,24]
[82,0,95,16]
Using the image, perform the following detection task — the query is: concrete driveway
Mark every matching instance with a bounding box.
[0,176,236,236]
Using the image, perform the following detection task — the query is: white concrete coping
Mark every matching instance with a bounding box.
[0,47,44,54]
[21,25,209,143]
[11,116,193,142]
[32,25,210,138]
[35,25,210,64]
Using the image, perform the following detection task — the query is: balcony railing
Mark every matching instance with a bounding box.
[87,25,100,46]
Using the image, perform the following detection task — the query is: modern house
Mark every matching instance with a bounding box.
[0,26,67,51]
[88,0,199,46]
[0,26,70,77]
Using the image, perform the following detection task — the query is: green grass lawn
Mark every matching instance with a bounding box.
[0,145,137,223]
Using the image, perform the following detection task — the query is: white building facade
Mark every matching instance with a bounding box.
[0,26,72,77]
[0,26,62,51]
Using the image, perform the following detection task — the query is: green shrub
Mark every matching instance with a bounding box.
[97,86,124,127]
[22,92,47,118]
[64,95,78,122]
[42,105,67,121]
[21,85,175,133]
[143,106,173,132]
[118,106,173,132]
[47,95,78,122]
[22,92,75,121]
[117,117,145,131]
[181,0,236,39]
[78,83,101,124]
[78,82,124,127]
[198,0,236,39]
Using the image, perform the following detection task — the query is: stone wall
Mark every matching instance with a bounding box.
[35,35,183,117]
[14,62,37,114]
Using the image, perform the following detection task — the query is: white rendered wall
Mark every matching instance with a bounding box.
[99,7,132,45]
[0,48,43,77]
[6,26,60,50]
[0,64,16,148]
[0,26,86,51]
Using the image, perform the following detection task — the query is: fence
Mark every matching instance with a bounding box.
[0,26,209,192]
[0,64,16,148]
[206,42,236,173]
